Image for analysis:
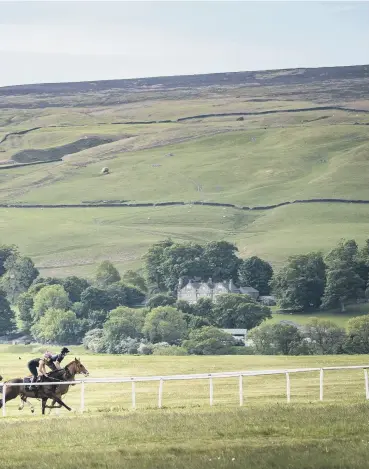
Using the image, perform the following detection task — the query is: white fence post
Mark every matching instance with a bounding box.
[239,375,243,406]
[80,381,85,413]
[158,379,163,408]
[286,372,291,403]
[209,376,214,406]
[2,384,6,417]
[131,380,136,409]
[364,369,369,400]
[320,368,324,401]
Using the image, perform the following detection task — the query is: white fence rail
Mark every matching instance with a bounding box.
[1,364,369,417]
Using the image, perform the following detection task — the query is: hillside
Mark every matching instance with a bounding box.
[1,64,369,276]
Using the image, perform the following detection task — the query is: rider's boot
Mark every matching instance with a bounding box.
[30,376,39,396]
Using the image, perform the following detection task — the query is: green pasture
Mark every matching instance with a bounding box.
[1,202,369,277]
[1,351,369,416]
[2,351,369,468]
[2,123,369,206]
[269,303,369,329]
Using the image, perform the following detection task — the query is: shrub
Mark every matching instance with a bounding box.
[152,345,188,356]
[83,329,106,353]
[182,326,236,355]
[143,306,188,344]
[137,342,153,355]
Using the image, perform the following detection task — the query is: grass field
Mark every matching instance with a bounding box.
[1,66,369,277]
[1,348,369,414]
[2,350,369,468]
[1,202,369,277]
[269,302,369,328]
[2,122,369,206]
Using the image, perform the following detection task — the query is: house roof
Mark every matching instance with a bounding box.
[240,286,259,294]
[179,279,259,295]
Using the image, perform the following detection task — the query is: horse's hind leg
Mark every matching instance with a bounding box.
[48,398,57,414]
[18,396,25,411]
[19,396,35,414]
[0,387,19,409]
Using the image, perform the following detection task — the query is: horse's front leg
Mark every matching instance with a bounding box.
[48,393,72,412]
[41,397,48,415]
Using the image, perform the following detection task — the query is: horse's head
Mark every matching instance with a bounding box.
[67,358,89,377]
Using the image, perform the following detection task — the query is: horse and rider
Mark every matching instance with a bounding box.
[0,348,89,415]
[27,347,71,392]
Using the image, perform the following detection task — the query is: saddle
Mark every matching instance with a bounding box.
[23,376,35,392]
[23,375,48,392]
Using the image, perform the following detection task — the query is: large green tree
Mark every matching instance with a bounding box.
[122,270,147,292]
[159,242,207,292]
[203,241,240,282]
[0,288,14,334]
[0,244,19,277]
[271,253,326,311]
[1,255,39,303]
[80,286,113,315]
[31,308,83,344]
[95,261,121,288]
[143,306,187,344]
[193,297,214,319]
[249,323,304,355]
[303,318,346,354]
[147,293,176,310]
[144,239,242,293]
[344,315,369,354]
[321,240,365,312]
[144,239,174,291]
[61,276,90,303]
[238,256,273,295]
[212,294,271,329]
[15,292,34,333]
[32,284,70,321]
[103,307,145,342]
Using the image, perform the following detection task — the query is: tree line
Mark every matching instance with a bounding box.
[1,237,369,356]
[0,242,271,355]
[272,239,369,312]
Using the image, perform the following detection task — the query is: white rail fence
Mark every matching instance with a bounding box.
[1,365,369,417]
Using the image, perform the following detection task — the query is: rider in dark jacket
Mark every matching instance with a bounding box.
[27,347,70,385]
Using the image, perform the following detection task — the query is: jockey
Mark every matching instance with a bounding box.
[50,347,70,370]
[27,348,70,385]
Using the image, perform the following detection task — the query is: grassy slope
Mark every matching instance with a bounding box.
[1,203,369,278]
[2,119,369,205]
[1,67,369,278]
[2,352,369,468]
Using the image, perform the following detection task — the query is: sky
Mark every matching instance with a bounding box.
[1,0,369,87]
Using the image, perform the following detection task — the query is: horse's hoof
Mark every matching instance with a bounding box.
[31,409,34,414]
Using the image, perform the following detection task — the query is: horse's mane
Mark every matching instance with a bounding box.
[47,360,79,376]
[64,359,79,368]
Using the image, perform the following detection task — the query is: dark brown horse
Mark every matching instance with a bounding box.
[0,358,89,415]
